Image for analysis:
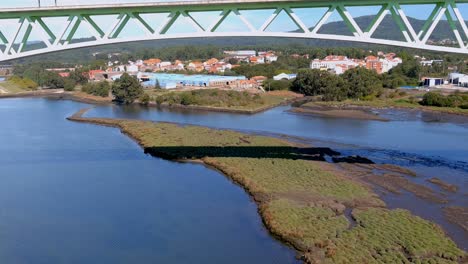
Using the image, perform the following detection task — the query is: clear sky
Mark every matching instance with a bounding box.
[0,1,467,42]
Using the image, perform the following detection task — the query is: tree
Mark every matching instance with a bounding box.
[155,79,161,89]
[320,74,348,101]
[81,81,110,97]
[291,69,330,96]
[63,78,76,91]
[341,67,383,99]
[112,73,143,104]
[68,69,88,85]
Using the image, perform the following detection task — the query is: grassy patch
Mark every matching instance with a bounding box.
[307,97,468,115]
[0,78,38,93]
[263,198,349,249]
[148,89,299,111]
[330,208,464,263]
[68,115,466,263]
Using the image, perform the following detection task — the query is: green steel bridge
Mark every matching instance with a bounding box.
[0,0,467,61]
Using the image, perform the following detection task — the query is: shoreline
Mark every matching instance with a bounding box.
[4,90,468,121]
[0,90,303,114]
[289,105,389,121]
[67,108,466,263]
[147,96,302,114]
[304,100,468,117]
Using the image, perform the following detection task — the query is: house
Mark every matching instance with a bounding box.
[448,72,466,84]
[273,73,297,80]
[421,77,445,87]
[259,51,278,63]
[204,58,219,66]
[187,61,204,72]
[251,76,268,85]
[127,64,139,72]
[458,75,468,87]
[58,72,70,78]
[250,56,265,64]
[365,56,383,74]
[420,60,443,66]
[233,79,259,89]
[143,58,161,66]
[224,50,256,58]
[310,55,358,74]
[87,70,105,80]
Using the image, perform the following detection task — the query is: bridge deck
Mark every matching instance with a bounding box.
[0,0,302,13]
[0,0,457,14]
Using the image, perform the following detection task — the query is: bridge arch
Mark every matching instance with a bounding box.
[0,0,467,61]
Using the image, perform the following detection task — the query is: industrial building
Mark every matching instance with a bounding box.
[137,72,246,89]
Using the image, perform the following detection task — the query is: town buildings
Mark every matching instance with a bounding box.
[310,53,402,74]
[137,72,247,89]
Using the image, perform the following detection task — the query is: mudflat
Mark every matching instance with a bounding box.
[290,105,389,121]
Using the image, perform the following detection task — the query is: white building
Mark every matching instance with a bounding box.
[310,55,358,74]
[420,60,443,66]
[224,50,256,57]
[127,64,139,72]
[382,57,403,73]
[458,75,468,87]
[273,73,297,80]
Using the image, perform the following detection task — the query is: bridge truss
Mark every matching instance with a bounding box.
[0,0,467,61]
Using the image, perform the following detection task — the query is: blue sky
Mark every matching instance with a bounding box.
[1,1,467,42]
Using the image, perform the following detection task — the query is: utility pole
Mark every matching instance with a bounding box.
[38,0,41,7]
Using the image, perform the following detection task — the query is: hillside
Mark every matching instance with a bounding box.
[318,15,461,41]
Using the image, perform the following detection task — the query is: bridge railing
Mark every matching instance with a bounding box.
[2,0,202,9]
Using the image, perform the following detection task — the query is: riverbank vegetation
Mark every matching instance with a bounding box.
[151,89,300,112]
[0,76,38,93]
[421,91,468,109]
[302,89,468,116]
[81,81,110,97]
[112,73,144,104]
[67,112,466,264]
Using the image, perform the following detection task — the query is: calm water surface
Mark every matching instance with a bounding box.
[1,97,467,263]
[0,98,297,264]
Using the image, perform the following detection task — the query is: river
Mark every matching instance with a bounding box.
[0,97,467,263]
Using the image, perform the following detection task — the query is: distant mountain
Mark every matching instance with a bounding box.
[317,15,461,41]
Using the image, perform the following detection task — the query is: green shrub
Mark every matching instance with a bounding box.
[63,78,76,91]
[263,79,292,91]
[180,93,196,105]
[421,92,454,107]
[139,93,150,105]
[82,81,110,97]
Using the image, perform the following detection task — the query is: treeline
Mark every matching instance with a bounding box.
[291,67,382,101]
[421,91,468,109]
[12,62,90,90]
